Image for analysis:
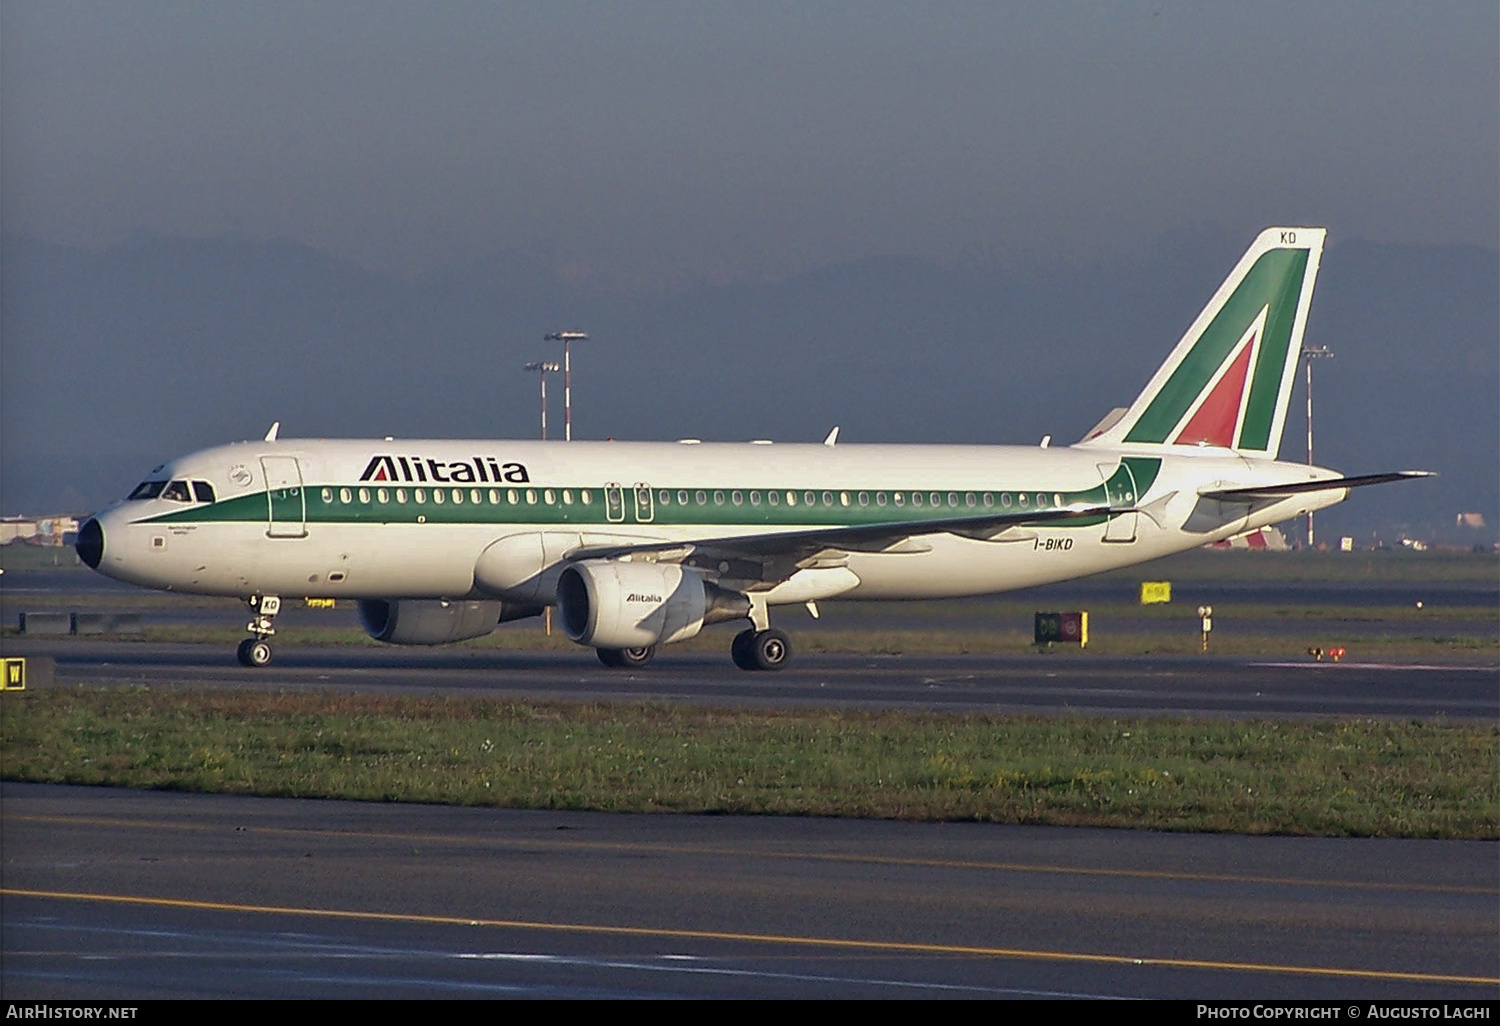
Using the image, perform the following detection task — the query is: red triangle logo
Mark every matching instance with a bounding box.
[1173,332,1256,447]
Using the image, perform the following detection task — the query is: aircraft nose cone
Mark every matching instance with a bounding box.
[76,518,104,569]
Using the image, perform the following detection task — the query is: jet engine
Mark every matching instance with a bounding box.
[358,598,540,645]
[556,559,750,649]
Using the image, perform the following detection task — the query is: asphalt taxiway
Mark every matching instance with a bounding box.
[3,783,1496,1000]
[6,637,1497,720]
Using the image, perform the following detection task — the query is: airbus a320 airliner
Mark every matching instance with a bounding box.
[76,228,1429,669]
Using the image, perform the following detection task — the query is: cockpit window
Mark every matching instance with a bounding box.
[160,480,192,503]
[128,480,168,500]
[192,481,216,503]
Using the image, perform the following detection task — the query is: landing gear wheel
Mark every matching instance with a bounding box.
[731,628,759,670]
[732,628,791,671]
[751,628,791,671]
[237,638,273,668]
[597,645,655,669]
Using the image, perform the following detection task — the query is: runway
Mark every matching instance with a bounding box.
[7,637,1497,720]
[3,783,1496,1000]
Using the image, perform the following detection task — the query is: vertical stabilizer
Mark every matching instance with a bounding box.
[1077,227,1325,457]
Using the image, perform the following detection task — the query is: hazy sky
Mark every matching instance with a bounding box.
[3,2,1495,284]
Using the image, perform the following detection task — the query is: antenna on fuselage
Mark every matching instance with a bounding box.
[823,426,840,447]
[264,421,280,442]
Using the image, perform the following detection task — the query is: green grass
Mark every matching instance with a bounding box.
[3,687,1494,838]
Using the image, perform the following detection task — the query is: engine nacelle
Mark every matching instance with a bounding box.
[556,560,750,649]
[358,598,540,645]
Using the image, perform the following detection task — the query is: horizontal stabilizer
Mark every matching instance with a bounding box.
[1198,470,1434,502]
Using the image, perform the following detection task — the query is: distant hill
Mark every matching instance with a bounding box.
[2,228,1494,542]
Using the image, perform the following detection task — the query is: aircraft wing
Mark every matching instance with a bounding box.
[1198,470,1434,502]
[565,503,1118,585]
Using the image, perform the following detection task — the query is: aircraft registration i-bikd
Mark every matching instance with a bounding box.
[76,228,1430,670]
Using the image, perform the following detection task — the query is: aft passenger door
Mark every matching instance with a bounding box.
[1098,462,1138,543]
[261,456,307,538]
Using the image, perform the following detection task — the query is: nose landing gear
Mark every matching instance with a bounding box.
[236,595,280,667]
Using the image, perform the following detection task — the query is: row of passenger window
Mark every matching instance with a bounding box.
[321,486,593,507]
[318,486,1071,511]
[655,489,1064,510]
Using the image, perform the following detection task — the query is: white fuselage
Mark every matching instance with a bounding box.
[86,437,1346,606]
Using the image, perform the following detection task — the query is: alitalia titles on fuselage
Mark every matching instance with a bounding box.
[360,455,531,485]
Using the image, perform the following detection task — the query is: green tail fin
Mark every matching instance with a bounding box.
[1077,227,1325,456]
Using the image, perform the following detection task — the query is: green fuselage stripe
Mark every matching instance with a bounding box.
[138,460,1160,532]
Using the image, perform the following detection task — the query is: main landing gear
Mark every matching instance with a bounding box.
[728,593,791,671]
[597,645,655,669]
[595,630,790,671]
[236,594,280,667]
[731,627,791,671]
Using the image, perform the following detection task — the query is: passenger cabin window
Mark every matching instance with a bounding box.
[128,480,168,500]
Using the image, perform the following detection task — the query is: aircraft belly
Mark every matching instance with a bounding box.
[139,523,483,598]
[843,523,1190,599]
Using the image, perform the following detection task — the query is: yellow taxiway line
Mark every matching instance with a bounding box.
[5,887,1495,988]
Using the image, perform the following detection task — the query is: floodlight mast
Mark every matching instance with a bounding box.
[523,361,560,439]
[545,331,589,441]
[1301,345,1333,547]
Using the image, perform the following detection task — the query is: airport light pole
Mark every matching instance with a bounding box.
[523,361,560,440]
[545,331,589,441]
[1301,345,1333,548]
